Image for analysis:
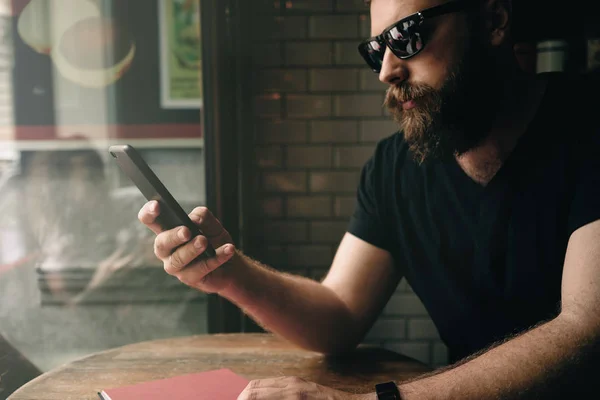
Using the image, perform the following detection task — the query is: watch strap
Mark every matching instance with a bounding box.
[375,381,401,399]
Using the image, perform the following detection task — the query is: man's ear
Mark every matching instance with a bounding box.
[483,0,511,46]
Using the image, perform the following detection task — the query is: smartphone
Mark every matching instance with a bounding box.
[108,144,216,259]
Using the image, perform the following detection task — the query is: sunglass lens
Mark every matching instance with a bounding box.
[359,39,384,72]
[386,22,423,58]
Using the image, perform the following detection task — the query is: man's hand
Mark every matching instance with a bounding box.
[237,377,375,400]
[138,200,237,294]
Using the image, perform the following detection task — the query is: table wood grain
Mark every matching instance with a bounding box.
[8,333,432,399]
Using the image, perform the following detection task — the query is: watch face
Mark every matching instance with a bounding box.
[375,381,400,399]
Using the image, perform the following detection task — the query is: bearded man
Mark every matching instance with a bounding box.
[139,0,600,398]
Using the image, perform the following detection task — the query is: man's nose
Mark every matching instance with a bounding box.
[378,47,408,85]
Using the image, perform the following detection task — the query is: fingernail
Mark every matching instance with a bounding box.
[224,245,234,255]
[194,236,204,249]
[178,228,187,241]
[149,202,158,213]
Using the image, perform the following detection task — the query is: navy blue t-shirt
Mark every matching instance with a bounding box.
[348,74,600,361]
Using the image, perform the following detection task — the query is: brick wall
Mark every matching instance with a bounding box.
[248,0,448,368]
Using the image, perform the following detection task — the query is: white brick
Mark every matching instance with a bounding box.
[288,245,333,267]
[287,145,332,168]
[359,69,387,91]
[287,196,332,217]
[256,16,308,40]
[334,94,383,117]
[334,41,365,66]
[254,94,282,118]
[255,0,280,14]
[365,318,406,340]
[309,15,358,39]
[334,196,356,217]
[333,145,373,168]
[256,120,308,144]
[336,0,369,12]
[359,119,399,142]
[264,221,309,243]
[408,318,441,340]
[287,95,332,118]
[310,120,358,143]
[261,197,283,217]
[310,221,347,243]
[285,42,333,66]
[309,69,358,92]
[256,146,284,168]
[256,69,308,92]
[384,341,431,365]
[285,0,334,12]
[359,13,371,37]
[263,171,307,192]
[383,293,428,316]
[278,16,308,39]
[310,171,360,193]
[263,245,287,266]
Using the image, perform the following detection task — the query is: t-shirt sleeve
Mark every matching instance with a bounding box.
[568,129,600,235]
[347,145,392,251]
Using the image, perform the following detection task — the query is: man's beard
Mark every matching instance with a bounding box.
[384,44,500,164]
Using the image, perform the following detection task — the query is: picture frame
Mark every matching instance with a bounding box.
[158,0,204,109]
[588,38,600,72]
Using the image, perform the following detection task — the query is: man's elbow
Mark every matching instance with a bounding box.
[557,307,600,342]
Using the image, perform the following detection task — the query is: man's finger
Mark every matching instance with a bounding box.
[189,207,224,238]
[246,377,291,389]
[154,226,191,259]
[172,243,236,285]
[237,379,291,400]
[138,201,163,234]
[237,388,280,400]
[163,235,208,273]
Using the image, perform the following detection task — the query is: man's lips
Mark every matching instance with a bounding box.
[402,100,416,110]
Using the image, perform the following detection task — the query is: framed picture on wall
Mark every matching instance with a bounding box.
[158,0,203,109]
[7,0,204,147]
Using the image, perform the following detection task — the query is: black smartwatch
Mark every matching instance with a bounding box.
[375,381,401,399]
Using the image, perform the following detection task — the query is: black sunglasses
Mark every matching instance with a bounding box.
[358,0,475,73]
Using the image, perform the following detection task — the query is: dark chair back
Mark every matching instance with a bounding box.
[0,335,41,400]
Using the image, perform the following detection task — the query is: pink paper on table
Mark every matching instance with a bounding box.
[98,368,250,400]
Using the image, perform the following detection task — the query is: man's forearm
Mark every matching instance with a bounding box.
[219,251,360,354]
[396,313,599,399]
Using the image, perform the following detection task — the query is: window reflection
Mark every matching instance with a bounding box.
[0,0,208,372]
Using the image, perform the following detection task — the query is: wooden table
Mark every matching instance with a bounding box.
[8,333,432,399]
